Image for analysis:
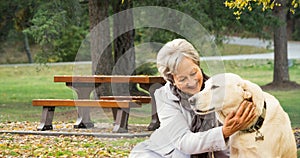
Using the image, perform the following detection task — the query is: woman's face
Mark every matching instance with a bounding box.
[173,57,203,95]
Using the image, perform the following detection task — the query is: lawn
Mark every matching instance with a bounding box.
[0,58,299,157]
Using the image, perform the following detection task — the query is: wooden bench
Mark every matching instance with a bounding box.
[53,75,165,131]
[32,99,142,133]
[33,75,165,133]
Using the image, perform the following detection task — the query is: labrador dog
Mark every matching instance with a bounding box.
[189,73,297,158]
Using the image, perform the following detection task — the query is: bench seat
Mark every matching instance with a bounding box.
[32,99,142,108]
[32,99,142,132]
[99,96,151,104]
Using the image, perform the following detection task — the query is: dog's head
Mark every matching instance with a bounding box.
[189,73,264,123]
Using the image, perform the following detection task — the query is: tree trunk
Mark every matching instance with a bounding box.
[286,12,295,40]
[272,0,290,84]
[111,0,140,127]
[89,0,113,97]
[23,32,33,63]
[111,0,136,96]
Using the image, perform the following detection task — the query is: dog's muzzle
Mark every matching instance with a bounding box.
[188,97,216,115]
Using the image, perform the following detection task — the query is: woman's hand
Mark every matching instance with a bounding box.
[222,100,257,139]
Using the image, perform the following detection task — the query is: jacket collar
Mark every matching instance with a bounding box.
[165,82,180,101]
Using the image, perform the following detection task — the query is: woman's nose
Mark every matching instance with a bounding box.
[186,77,196,86]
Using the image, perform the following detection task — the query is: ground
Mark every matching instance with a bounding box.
[261,81,300,91]
[0,122,299,157]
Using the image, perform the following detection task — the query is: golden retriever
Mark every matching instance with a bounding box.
[189,73,297,158]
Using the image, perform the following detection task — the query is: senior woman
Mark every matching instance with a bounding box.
[129,39,256,158]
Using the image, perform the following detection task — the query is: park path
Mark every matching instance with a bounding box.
[202,36,300,61]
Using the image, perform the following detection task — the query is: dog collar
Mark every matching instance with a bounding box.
[242,101,266,133]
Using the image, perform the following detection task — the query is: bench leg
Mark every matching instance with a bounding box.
[147,97,160,131]
[69,86,95,129]
[140,83,163,131]
[112,108,118,122]
[112,108,130,133]
[37,106,55,131]
[74,107,94,128]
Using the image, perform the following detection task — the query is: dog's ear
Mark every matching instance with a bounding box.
[243,91,252,99]
[242,80,264,109]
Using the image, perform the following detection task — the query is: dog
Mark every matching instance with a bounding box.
[189,73,297,158]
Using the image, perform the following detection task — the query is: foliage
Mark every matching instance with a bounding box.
[0,1,19,41]
[0,0,36,56]
[0,133,144,157]
[134,0,278,45]
[135,62,158,75]
[23,0,89,63]
[290,6,300,40]
[225,0,300,17]
[1,0,300,64]
[0,129,299,157]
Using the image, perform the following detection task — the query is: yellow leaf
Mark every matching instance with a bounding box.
[290,9,295,14]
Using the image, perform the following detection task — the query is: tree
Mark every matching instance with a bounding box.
[23,0,89,63]
[0,0,35,63]
[225,0,300,89]
[273,0,289,85]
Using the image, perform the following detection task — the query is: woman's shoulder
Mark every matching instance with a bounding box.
[154,82,179,101]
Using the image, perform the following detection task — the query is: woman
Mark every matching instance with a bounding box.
[129,39,256,158]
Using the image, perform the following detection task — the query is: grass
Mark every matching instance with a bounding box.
[218,44,272,56]
[0,64,76,122]
[0,64,75,103]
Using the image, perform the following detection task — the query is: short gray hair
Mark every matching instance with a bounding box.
[157,39,200,82]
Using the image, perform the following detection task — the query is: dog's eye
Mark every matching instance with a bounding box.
[211,85,219,90]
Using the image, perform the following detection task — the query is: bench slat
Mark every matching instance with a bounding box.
[54,75,165,84]
[32,99,141,108]
[99,96,151,103]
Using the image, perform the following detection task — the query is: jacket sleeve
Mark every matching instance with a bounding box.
[151,87,228,155]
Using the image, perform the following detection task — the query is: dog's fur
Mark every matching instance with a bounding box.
[189,73,297,158]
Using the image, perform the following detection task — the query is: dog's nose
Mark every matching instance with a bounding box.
[188,97,196,106]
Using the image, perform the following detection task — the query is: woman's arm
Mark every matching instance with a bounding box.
[152,88,228,155]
